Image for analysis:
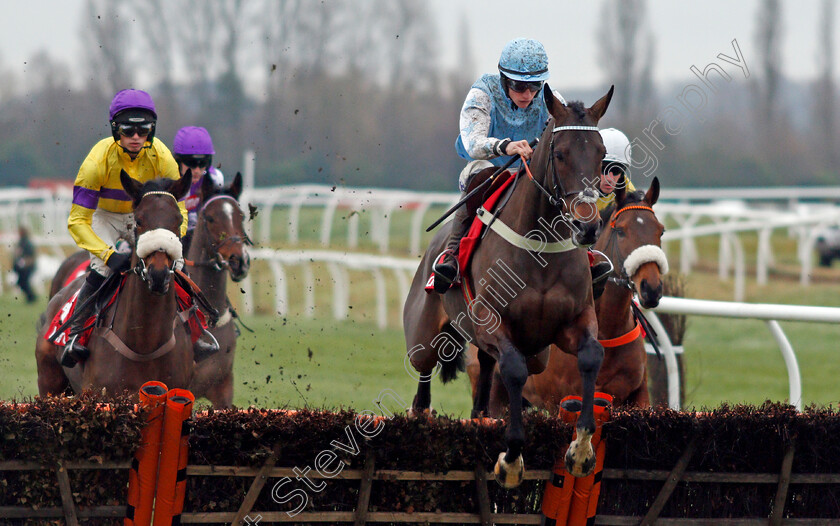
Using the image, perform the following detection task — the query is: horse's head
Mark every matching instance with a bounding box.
[121,170,192,295]
[198,172,251,281]
[531,86,614,247]
[597,176,667,308]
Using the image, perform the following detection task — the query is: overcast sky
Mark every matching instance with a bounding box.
[0,0,835,91]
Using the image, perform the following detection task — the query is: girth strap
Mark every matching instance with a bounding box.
[476,207,576,253]
[98,318,179,362]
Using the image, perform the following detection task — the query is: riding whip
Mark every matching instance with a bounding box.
[425,137,539,232]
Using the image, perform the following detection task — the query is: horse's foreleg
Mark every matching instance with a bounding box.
[411,378,432,415]
[493,341,528,488]
[206,372,234,409]
[36,341,68,396]
[487,367,509,418]
[564,331,604,477]
[471,349,496,418]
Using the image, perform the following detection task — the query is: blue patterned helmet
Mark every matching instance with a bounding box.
[498,38,549,82]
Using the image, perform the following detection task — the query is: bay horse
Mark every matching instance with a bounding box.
[186,172,251,408]
[36,171,195,397]
[404,86,614,487]
[468,176,668,414]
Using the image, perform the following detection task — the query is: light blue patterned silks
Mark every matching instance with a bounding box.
[454,73,551,179]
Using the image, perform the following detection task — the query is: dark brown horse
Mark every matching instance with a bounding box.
[187,172,251,408]
[36,172,195,397]
[48,250,89,299]
[404,87,614,487]
[469,176,667,414]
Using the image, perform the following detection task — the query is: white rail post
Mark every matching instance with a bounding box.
[765,320,802,410]
[410,202,432,256]
[756,228,772,286]
[640,309,681,410]
[303,263,315,318]
[268,260,288,316]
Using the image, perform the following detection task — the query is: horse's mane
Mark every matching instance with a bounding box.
[619,189,647,207]
[600,189,648,225]
[565,101,587,120]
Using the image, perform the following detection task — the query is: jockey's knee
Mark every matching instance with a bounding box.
[459,160,494,192]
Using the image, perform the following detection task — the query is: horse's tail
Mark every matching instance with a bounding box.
[439,323,467,383]
[439,346,465,383]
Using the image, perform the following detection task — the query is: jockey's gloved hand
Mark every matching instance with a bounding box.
[106,251,131,273]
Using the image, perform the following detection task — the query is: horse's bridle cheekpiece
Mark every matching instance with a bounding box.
[197,195,253,272]
[533,124,601,213]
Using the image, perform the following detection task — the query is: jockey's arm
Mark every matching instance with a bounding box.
[68,202,114,263]
[460,88,510,160]
[177,198,188,237]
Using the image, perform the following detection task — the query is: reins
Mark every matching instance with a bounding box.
[603,203,657,286]
[186,195,252,271]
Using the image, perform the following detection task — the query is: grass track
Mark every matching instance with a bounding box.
[4,263,840,415]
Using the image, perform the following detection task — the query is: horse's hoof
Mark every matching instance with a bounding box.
[493,452,524,488]
[564,441,596,478]
[407,406,432,418]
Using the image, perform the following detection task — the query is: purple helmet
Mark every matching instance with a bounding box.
[173,126,215,155]
[109,89,157,144]
[109,89,157,121]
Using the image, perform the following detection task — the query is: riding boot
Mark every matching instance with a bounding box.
[193,338,220,362]
[591,259,613,301]
[60,271,106,368]
[432,204,472,294]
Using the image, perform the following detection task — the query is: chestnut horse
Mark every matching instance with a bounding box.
[187,172,251,408]
[468,176,667,413]
[404,87,613,487]
[36,172,195,397]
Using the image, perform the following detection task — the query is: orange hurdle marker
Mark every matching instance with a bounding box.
[125,381,168,526]
[541,393,612,526]
[152,388,194,526]
[541,396,582,524]
[567,393,612,525]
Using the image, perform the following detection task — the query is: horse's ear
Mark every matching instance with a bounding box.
[227,172,243,200]
[170,171,193,201]
[544,84,569,123]
[589,85,614,123]
[201,170,217,200]
[120,170,143,205]
[645,176,660,206]
[543,83,555,113]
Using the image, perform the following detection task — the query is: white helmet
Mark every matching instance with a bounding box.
[600,128,631,167]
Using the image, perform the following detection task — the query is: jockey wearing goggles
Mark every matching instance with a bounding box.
[61,89,187,368]
[596,128,636,211]
[173,126,225,254]
[433,38,556,293]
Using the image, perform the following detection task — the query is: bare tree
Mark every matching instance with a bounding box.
[754,0,782,135]
[596,0,657,126]
[813,0,835,167]
[80,0,133,96]
[0,52,19,103]
[453,13,476,92]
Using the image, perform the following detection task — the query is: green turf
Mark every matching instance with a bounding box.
[6,265,840,416]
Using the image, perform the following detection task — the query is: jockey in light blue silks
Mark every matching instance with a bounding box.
[432,38,554,293]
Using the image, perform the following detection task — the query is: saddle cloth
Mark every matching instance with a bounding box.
[63,260,91,289]
[45,278,207,347]
[425,172,515,293]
